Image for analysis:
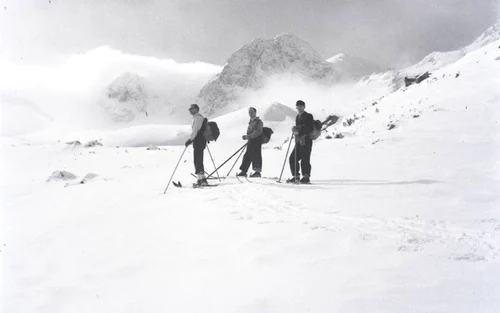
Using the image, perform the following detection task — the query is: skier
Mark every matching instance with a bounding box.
[287,100,314,184]
[237,107,264,177]
[185,104,208,186]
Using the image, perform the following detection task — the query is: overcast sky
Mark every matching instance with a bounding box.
[1,0,499,67]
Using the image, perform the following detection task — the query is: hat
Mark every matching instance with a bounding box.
[296,100,306,107]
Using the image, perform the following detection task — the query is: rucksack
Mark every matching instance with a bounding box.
[309,119,322,140]
[202,118,220,142]
[261,127,274,144]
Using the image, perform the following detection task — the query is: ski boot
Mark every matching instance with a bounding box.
[195,178,209,186]
[300,176,310,184]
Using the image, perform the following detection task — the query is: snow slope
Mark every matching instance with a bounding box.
[2,25,500,313]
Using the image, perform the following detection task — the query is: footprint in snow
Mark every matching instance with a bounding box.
[451,253,486,262]
[311,225,338,233]
[398,235,433,252]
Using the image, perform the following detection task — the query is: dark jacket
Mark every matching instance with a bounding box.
[246,117,263,140]
[295,111,314,145]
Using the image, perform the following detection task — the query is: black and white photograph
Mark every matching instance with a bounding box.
[1,0,500,312]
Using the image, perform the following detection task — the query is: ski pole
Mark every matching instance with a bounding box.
[278,132,294,183]
[226,145,246,177]
[163,146,188,194]
[294,136,298,181]
[206,143,248,179]
[206,145,221,182]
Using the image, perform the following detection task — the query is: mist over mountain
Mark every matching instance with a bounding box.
[196,34,342,117]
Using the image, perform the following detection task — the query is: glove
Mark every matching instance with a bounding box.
[293,131,299,136]
[185,139,192,147]
[292,126,297,132]
[242,135,248,140]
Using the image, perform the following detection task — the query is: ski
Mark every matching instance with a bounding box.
[248,176,279,181]
[172,181,218,188]
[193,183,219,188]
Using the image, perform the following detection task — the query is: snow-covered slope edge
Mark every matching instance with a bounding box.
[400,20,500,77]
[324,37,500,141]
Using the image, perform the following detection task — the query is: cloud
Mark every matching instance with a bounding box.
[230,72,395,119]
[0,47,222,135]
[1,0,497,67]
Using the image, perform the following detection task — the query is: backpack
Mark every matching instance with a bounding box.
[202,118,220,142]
[309,119,322,140]
[261,127,274,144]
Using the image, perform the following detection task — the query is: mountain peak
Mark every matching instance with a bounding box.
[196,34,338,117]
[274,32,309,44]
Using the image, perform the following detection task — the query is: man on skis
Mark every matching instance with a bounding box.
[237,107,264,177]
[288,100,314,184]
[185,104,208,186]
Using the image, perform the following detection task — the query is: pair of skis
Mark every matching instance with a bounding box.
[172,174,310,189]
